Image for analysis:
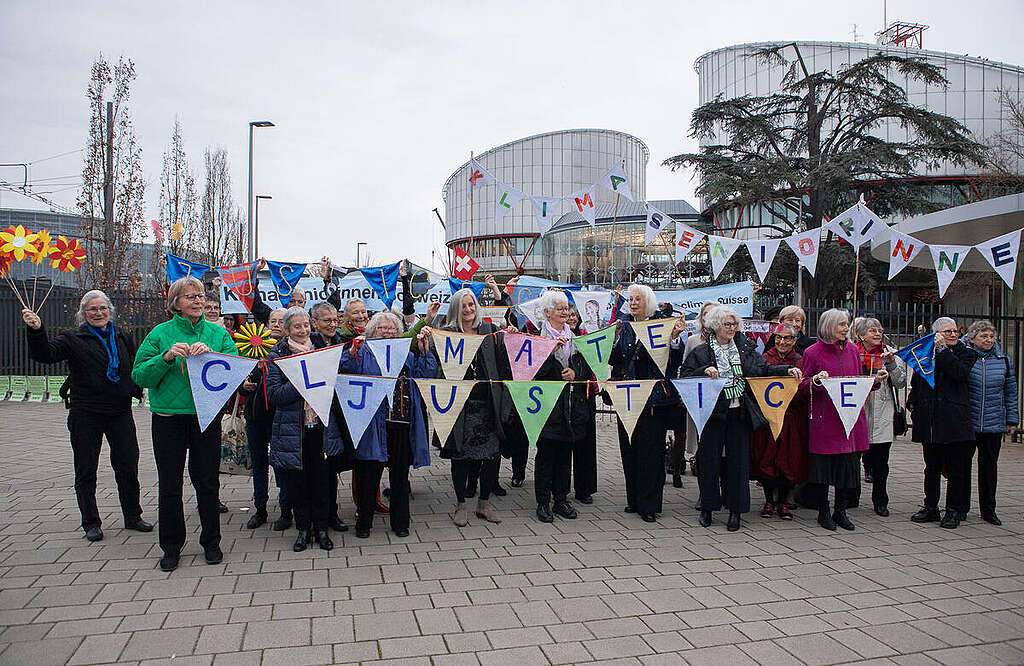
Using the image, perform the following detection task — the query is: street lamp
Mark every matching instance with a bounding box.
[247,120,275,262]
[356,242,368,268]
[255,195,272,259]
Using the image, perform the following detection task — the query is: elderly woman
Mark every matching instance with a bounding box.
[340,312,436,538]
[749,322,807,520]
[532,290,596,522]
[907,317,977,529]
[964,320,1018,526]
[23,294,150,542]
[133,277,236,571]
[610,284,686,522]
[767,305,815,354]
[800,309,888,532]
[437,288,514,527]
[854,317,907,517]
[265,307,344,551]
[683,306,802,531]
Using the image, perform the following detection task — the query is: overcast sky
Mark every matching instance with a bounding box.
[2,0,1023,272]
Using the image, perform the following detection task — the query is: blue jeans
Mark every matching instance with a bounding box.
[246,418,289,513]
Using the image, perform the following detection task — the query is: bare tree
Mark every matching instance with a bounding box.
[987,89,1024,178]
[200,147,245,265]
[159,118,201,259]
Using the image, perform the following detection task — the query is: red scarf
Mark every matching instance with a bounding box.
[856,340,885,375]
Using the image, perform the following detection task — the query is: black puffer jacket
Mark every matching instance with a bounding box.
[908,341,976,444]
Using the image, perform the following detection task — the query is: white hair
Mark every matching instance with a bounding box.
[75,289,116,326]
[932,316,956,333]
[539,290,569,318]
[627,284,657,319]
[282,306,309,332]
[818,308,851,343]
[365,311,402,338]
[704,305,742,333]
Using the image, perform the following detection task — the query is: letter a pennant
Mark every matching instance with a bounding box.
[598,161,634,201]
[670,378,727,437]
[707,235,743,278]
[430,329,486,379]
[887,229,926,280]
[335,374,396,448]
[975,229,1021,289]
[575,325,615,381]
[504,333,560,381]
[820,377,874,438]
[602,380,657,440]
[494,184,528,226]
[186,352,258,431]
[364,338,411,379]
[928,244,972,298]
[504,381,565,448]
[630,318,680,375]
[273,344,345,425]
[745,377,799,439]
[413,379,475,446]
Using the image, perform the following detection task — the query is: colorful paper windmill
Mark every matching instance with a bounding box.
[234,322,277,359]
[48,236,87,272]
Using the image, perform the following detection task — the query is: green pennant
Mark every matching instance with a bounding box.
[575,324,616,381]
[504,381,566,448]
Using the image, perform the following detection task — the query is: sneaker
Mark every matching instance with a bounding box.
[760,502,774,518]
[777,504,793,520]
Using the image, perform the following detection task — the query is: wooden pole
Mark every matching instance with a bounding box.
[852,244,861,318]
[607,193,621,285]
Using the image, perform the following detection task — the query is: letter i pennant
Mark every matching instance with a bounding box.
[335,375,396,448]
[601,380,657,441]
[272,344,345,425]
[670,378,728,437]
[504,381,565,448]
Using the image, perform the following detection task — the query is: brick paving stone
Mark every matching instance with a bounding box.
[194,623,246,654]
[239,618,310,650]
[476,645,549,665]
[454,603,523,632]
[355,610,421,640]
[67,633,131,665]
[120,626,202,661]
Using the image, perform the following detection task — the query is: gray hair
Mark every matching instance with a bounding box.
[365,311,402,338]
[853,317,882,339]
[166,276,205,314]
[309,302,338,321]
[539,290,569,317]
[704,305,742,333]
[627,283,657,319]
[818,308,851,343]
[446,288,482,330]
[932,316,956,333]
[269,307,287,320]
[282,306,309,332]
[75,289,116,326]
[966,319,996,341]
[775,322,798,338]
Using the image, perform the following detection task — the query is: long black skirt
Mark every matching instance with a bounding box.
[806,451,861,489]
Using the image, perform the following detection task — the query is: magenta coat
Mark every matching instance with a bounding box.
[799,340,874,455]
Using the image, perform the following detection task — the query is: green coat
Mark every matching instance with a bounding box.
[132,315,237,415]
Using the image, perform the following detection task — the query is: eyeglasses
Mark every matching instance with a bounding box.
[721,322,739,328]
[777,335,796,341]
[316,318,339,326]
[553,306,570,312]
[84,306,109,314]
[181,293,206,302]
[938,329,958,335]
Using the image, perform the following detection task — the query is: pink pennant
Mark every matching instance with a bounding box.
[504,333,561,381]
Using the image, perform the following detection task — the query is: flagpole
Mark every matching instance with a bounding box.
[852,245,861,318]
[608,192,620,286]
[468,151,475,258]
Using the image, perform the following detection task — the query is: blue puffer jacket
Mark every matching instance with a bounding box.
[966,342,1019,433]
[266,337,347,470]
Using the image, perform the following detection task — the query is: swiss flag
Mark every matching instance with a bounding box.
[452,246,480,281]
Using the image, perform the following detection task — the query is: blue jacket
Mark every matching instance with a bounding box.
[338,343,436,466]
[966,342,1019,433]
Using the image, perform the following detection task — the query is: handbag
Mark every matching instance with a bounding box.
[220,393,252,475]
[890,379,908,437]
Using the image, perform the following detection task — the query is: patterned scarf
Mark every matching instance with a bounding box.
[542,320,575,367]
[286,337,318,425]
[710,336,745,399]
[856,340,886,375]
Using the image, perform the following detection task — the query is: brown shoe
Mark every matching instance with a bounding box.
[475,500,502,524]
[453,503,469,527]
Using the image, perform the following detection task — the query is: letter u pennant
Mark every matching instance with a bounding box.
[505,381,565,448]
[187,352,258,432]
[273,344,345,425]
[335,375,397,448]
[413,379,475,446]
[602,380,657,441]
[745,377,800,439]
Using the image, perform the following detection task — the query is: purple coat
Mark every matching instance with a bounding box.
[799,340,874,455]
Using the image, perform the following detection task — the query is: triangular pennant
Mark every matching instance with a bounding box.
[784,228,822,277]
[886,229,926,280]
[853,203,889,246]
[975,229,1021,289]
[629,318,681,375]
[494,184,528,226]
[430,329,486,379]
[272,344,345,425]
[504,381,565,448]
[675,223,706,263]
[602,380,657,439]
[414,379,476,445]
[598,161,634,201]
[360,261,402,308]
[745,377,799,439]
[166,253,211,284]
[467,158,496,199]
[186,352,258,431]
[448,278,486,301]
[928,244,972,298]
[820,377,874,438]
[216,262,257,313]
[895,335,936,389]
[707,235,743,278]
[335,374,396,447]
[671,378,728,437]
[575,325,616,381]
[645,204,672,246]
[364,338,411,379]
[570,187,597,226]
[530,195,562,236]
[514,295,545,331]
[504,333,561,381]
[826,203,860,245]
[744,239,781,282]
[266,261,307,308]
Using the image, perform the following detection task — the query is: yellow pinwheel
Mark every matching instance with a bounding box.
[234,322,277,359]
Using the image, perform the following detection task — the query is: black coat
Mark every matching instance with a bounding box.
[908,341,977,444]
[609,312,682,408]
[533,348,595,443]
[26,323,142,413]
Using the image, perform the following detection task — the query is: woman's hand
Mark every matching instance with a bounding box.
[242,379,257,391]
[874,368,889,385]
[351,335,365,351]
[320,256,332,279]
[1008,425,1018,437]
[881,349,894,364]
[554,336,569,349]
[416,329,431,353]
[257,257,267,272]
[426,302,441,320]
[787,367,803,379]
[813,370,829,385]
[22,308,41,330]
[671,318,686,338]
[163,342,190,362]
[504,325,519,334]
[399,259,408,278]
[188,342,211,356]
[704,366,720,379]
[561,367,576,381]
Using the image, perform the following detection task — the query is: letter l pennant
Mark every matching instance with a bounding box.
[273,345,345,425]
[187,352,259,432]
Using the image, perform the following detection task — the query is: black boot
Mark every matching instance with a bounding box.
[726,511,740,532]
[672,474,683,488]
[293,529,311,552]
[272,510,293,531]
[698,510,712,527]
[940,510,960,529]
[818,508,837,531]
[316,530,334,550]
[833,508,855,531]
[246,508,268,529]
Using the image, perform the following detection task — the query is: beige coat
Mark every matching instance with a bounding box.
[863,348,908,444]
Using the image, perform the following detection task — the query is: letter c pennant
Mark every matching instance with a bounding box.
[186,352,258,432]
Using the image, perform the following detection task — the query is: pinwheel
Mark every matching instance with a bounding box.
[234,322,277,359]
[48,236,87,273]
[0,225,39,262]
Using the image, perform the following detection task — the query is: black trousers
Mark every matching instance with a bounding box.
[245,417,289,513]
[572,421,598,500]
[151,413,221,556]
[385,421,412,532]
[535,437,572,505]
[286,425,331,531]
[974,432,1002,515]
[67,409,143,530]
[922,441,973,514]
[452,458,496,503]
[762,478,792,504]
[863,441,892,508]
[618,405,673,515]
[805,483,859,511]
[697,408,751,514]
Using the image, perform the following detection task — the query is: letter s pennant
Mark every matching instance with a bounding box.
[186,352,258,432]
[273,344,345,425]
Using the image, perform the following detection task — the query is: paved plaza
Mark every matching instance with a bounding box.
[0,403,1022,665]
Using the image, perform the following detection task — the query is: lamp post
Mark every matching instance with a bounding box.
[255,195,272,259]
[356,242,368,268]
[247,120,275,262]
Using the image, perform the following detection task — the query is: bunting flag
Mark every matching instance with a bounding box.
[504,333,561,381]
[745,377,799,439]
[165,253,211,284]
[675,223,707,263]
[414,379,476,445]
[828,202,888,247]
[186,352,258,431]
[467,158,496,199]
[784,228,822,277]
[530,195,562,236]
[645,204,672,246]
[609,291,627,323]
[744,239,781,282]
[494,183,528,226]
[895,334,937,389]
[928,244,971,298]
[504,381,565,448]
[671,377,728,437]
[272,344,345,425]
[820,377,875,438]
[887,229,926,280]
[975,229,1021,289]
[515,295,545,331]
[430,329,486,379]
[217,262,257,312]
[360,261,401,308]
[364,338,411,380]
[335,374,396,447]
[575,325,615,381]
[598,161,634,201]
[448,278,486,301]
[571,187,597,226]
[630,318,680,375]
[266,260,307,307]
[707,236,743,278]
[602,380,657,440]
